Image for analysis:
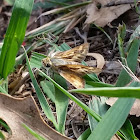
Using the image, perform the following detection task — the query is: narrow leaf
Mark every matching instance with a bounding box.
[70,86,140,98]
[23,47,58,129]
[0,0,34,78]
[38,69,102,122]
[87,98,135,140]
[54,74,68,134]
[116,39,140,86]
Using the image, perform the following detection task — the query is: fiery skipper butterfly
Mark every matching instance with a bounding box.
[42,43,101,88]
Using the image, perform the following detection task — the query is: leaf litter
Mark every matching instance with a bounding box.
[0,93,70,140]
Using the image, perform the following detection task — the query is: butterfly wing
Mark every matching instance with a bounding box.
[58,64,101,75]
[53,43,89,63]
[59,70,85,89]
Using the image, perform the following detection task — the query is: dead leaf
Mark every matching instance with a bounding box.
[87,53,105,69]
[104,61,122,74]
[85,0,132,27]
[0,93,71,140]
[106,98,140,117]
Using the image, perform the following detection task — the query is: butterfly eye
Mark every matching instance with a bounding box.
[46,63,51,67]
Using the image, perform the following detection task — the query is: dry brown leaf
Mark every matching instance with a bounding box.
[106,98,140,117]
[85,0,132,27]
[105,61,122,74]
[0,93,71,140]
[87,53,105,69]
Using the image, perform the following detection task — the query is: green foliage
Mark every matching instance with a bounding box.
[0,118,11,140]
[0,131,5,140]
[0,0,34,78]
[87,98,135,140]
[120,119,138,139]
[24,46,58,130]
[118,23,126,63]
[23,124,45,140]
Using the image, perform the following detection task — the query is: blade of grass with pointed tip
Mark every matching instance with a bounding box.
[0,86,8,94]
[118,23,126,64]
[88,97,109,131]
[120,119,138,139]
[54,74,69,134]
[38,70,137,140]
[95,24,113,44]
[23,47,58,130]
[0,131,5,140]
[22,124,45,140]
[32,53,68,134]
[0,119,11,133]
[37,69,101,122]
[40,80,55,103]
[116,38,140,87]
[126,25,140,51]
[86,81,114,88]
[69,86,140,98]
[87,98,135,140]
[33,0,70,11]
[0,0,34,78]
[77,128,91,140]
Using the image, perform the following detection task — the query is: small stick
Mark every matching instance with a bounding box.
[104,0,139,7]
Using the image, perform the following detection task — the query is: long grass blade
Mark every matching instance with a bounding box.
[0,0,34,78]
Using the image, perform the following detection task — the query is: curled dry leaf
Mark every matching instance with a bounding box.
[106,97,140,117]
[87,53,105,69]
[0,93,71,140]
[85,0,132,27]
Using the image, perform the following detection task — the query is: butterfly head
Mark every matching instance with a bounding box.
[42,57,52,67]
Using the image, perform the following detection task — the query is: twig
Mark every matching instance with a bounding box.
[104,0,139,7]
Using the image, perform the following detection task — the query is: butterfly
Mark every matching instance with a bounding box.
[42,43,101,88]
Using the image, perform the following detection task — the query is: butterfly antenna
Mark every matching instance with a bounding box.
[74,27,87,43]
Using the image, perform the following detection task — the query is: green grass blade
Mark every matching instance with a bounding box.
[54,74,69,134]
[0,131,5,140]
[126,25,140,51]
[0,79,8,94]
[86,81,114,88]
[0,86,8,94]
[116,39,140,86]
[30,52,45,69]
[70,81,140,98]
[23,124,45,140]
[23,47,58,129]
[40,80,55,103]
[95,24,113,44]
[0,119,11,133]
[120,119,138,139]
[87,98,135,140]
[88,97,109,131]
[117,23,126,64]
[70,86,140,98]
[33,0,70,11]
[77,128,91,140]
[37,69,102,122]
[0,0,34,78]
[30,50,68,133]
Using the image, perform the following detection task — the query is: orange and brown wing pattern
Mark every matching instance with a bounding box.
[58,64,101,75]
[59,70,85,89]
[53,43,89,62]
